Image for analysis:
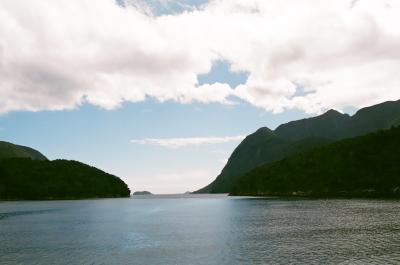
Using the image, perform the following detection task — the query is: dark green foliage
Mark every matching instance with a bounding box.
[275,110,350,140]
[0,141,47,161]
[346,100,400,137]
[0,158,130,200]
[275,100,400,140]
[197,100,400,194]
[230,127,400,197]
[196,128,331,193]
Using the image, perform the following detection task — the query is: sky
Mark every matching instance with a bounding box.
[0,0,399,193]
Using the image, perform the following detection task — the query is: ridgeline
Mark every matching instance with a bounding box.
[0,142,130,200]
[196,100,400,194]
[230,126,400,197]
[0,141,47,161]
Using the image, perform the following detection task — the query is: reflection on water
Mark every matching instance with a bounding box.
[0,209,58,220]
[1,195,400,264]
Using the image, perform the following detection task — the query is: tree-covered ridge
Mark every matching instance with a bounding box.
[0,158,130,200]
[196,128,332,193]
[0,141,47,161]
[230,126,400,197]
[197,99,400,194]
[275,100,400,140]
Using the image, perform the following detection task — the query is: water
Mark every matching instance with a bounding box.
[1,195,400,265]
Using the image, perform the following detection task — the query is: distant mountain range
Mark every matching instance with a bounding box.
[0,141,130,200]
[230,126,400,197]
[196,100,400,194]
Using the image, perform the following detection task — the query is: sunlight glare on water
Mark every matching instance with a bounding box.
[1,195,400,265]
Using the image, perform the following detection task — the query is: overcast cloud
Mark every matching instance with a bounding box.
[1,0,400,114]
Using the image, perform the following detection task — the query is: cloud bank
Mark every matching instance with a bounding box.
[1,0,400,114]
[131,135,245,148]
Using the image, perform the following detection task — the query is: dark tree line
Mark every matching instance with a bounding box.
[230,126,400,198]
[0,158,130,200]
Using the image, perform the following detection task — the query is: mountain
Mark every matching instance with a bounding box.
[274,109,350,140]
[0,141,47,160]
[196,128,332,193]
[0,158,131,200]
[345,100,400,137]
[196,99,400,193]
[275,100,400,140]
[0,141,130,200]
[230,126,400,197]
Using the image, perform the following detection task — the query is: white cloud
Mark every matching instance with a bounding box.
[130,135,245,148]
[1,0,400,114]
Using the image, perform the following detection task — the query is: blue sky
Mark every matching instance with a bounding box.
[0,65,309,193]
[1,0,399,193]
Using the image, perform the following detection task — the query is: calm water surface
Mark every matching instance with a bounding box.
[1,195,400,265]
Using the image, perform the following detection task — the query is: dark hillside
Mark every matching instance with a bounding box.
[231,126,400,197]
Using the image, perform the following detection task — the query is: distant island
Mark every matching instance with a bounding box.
[195,99,400,197]
[0,142,130,200]
[132,191,152,195]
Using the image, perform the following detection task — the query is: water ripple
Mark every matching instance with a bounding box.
[1,197,400,264]
[0,209,58,220]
